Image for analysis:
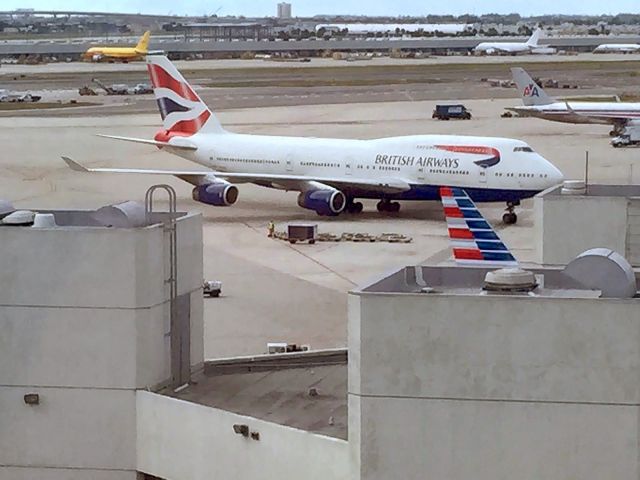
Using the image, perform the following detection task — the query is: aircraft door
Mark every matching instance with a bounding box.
[345,158,353,176]
[285,153,294,172]
[477,167,488,184]
[417,167,426,181]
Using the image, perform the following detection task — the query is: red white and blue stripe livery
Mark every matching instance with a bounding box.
[440,186,518,266]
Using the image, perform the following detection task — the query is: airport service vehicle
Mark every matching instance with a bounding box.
[612,125,640,148]
[508,67,640,136]
[432,104,472,120]
[203,280,222,297]
[63,55,563,225]
[132,83,153,94]
[0,89,41,103]
[83,31,150,62]
[474,28,545,55]
[594,43,640,54]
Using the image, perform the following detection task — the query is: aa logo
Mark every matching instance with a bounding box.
[523,83,539,97]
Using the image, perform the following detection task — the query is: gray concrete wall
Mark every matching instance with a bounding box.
[349,292,640,480]
[534,192,630,265]
[137,391,349,480]
[0,213,203,479]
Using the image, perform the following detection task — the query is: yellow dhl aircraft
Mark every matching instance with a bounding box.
[84,31,150,62]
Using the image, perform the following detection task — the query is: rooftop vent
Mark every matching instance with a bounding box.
[32,213,57,228]
[93,201,147,228]
[561,180,586,195]
[563,248,637,298]
[484,268,537,292]
[2,210,35,226]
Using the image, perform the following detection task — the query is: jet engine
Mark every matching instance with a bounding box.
[297,188,346,216]
[192,183,239,206]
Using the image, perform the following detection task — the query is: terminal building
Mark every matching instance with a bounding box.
[1,188,639,480]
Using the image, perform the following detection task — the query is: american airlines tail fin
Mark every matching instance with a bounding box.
[511,67,555,106]
[136,31,151,53]
[440,187,518,267]
[146,55,225,140]
[525,28,541,47]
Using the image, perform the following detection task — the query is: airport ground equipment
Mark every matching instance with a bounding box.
[78,85,97,95]
[0,89,40,102]
[203,280,222,297]
[432,104,472,120]
[287,223,317,244]
[611,124,640,147]
[273,229,412,243]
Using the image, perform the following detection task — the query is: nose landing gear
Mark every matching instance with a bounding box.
[502,201,519,224]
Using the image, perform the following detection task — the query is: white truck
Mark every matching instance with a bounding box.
[612,124,640,148]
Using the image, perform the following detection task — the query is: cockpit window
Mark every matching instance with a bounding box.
[513,146,534,152]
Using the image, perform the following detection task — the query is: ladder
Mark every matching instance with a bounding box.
[145,185,181,387]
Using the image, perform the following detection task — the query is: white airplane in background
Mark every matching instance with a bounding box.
[474,28,550,55]
[593,43,640,54]
[63,55,563,225]
[508,67,640,135]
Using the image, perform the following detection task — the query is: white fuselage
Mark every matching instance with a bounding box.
[168,132,563,201]
[510,101,640,125]
[594,44,640,54]
[474,42,533,54]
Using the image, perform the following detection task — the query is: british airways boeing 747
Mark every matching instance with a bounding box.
[63,55,563,224]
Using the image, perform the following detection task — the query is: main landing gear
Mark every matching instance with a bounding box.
[376,199,401,213]
[345,198,364,214]
[502,201,519,225]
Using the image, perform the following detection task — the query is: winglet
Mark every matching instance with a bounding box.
[439,186,518,267]
[62,156,90,172]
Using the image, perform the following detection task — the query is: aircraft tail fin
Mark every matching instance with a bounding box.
[526,28,541,47]
[136,31,151,53]
[146,55,225,140]
[511,67,555,106]
[439,186,518,267]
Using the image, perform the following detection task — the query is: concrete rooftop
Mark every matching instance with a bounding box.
[164,350,348,440]
[0,203,187,228]
[358,264,640,299]
[543,184,640,198]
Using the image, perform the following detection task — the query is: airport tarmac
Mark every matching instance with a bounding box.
[2,67,640,358]
[1,52,639,75]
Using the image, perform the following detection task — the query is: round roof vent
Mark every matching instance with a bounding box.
[561,180,586,195]
[2,210,35,226]
[93,201,146,228]
[484,268,537,292]
[563,248,637,298]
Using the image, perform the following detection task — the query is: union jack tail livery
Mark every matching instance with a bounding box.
[440,186,518,266]
[146,55,225,141]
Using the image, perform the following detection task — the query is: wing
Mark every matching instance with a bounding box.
[564,103,635,125]
[440,186,518,267]
[61,157,411,193]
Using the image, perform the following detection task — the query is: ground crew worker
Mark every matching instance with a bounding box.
[267,221,275,238]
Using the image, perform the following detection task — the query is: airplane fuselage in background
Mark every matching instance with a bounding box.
[168,132,563,203]
[84,47,146,61]
[474,42,534,54]
[508,102,640,126]
[594,44,640,54]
